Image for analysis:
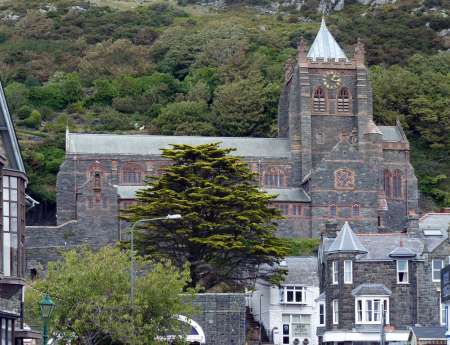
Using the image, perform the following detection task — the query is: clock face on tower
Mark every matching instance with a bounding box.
[323,71,342,89]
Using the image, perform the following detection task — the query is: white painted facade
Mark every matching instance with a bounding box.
[249,257,321,345]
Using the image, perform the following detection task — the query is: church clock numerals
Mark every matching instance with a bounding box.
[323,71,342,90]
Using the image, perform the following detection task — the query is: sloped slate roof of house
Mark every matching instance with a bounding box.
[323,232,424,261]
[327,222,368,254]
[410,327,447,340]
[283,256,319,286]
[378,126,403,142]
[307,18,348,61]
[352,283,392,296]
[419,213,450,252]
[265,188,311,202]
[66,132,290,158]
[388,246,417,258]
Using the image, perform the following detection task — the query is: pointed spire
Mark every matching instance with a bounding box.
[307,18,348,61]
[327,221,368,254]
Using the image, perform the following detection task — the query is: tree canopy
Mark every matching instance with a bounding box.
[122,143,289,291]
[25,246,195,345]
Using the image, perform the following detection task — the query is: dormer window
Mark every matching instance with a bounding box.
[337,87,350,112]
[280,285,306,304]
[397,260,409,284]
[313,87,326,112]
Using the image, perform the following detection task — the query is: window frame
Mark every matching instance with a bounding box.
[332,299,339,325]
[332,261,339,285]
[337,87,351,113]
[344,260,353,284]
[397,259,409,284]
[432,259,444,282]
[319,302,325,326]
[313,86,327,113]
[279,285,306,304]
[355,296,389,325]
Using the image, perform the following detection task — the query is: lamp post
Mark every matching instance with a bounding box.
[259,293,263,345]
[39,294,55,345]
[129,214,182,306]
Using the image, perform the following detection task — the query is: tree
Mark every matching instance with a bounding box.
[212,75,272,137]
[25,246,194,345]
[123,143,288,291]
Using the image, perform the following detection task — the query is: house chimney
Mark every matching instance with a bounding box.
[407,213,420,238]
[324,221,339,238]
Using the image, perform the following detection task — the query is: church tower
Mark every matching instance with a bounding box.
[278,19,416,236]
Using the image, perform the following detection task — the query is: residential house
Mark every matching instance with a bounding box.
[250,257,321,345]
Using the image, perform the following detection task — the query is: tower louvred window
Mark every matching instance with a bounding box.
[313,87,326,112]
[337,87,350,112]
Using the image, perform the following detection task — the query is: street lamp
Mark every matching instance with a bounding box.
[39,294,55,345]
[129,214,182,305]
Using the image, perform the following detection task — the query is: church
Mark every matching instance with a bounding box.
[27,19,419,268]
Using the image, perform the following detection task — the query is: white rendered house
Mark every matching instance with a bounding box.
[249,257,321,345]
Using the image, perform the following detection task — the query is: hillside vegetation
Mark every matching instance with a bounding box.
[0,0,448,222]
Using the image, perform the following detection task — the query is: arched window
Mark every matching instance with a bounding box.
[393,170,402,199]
[313,86,326,112]
[384,169,392,198]
[337,87,350,112]
[122,163,144,185]
[330,204,337,217]
[88,163,105,190]
[352,203,360,217]
[264,167,285,187]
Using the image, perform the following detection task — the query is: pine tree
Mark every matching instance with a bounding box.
[123,143,288,290]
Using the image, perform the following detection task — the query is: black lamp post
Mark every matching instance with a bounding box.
[39,294,55,345]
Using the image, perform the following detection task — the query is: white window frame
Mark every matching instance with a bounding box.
[332,299,339,325]
[279,285,306,304]
[440,299,447,326]
[355,296,389,325]
[319,302,325,326]
[332,261,338,285]
[344,260,353,284]
[432,259,444,282]
[397,259,409,284]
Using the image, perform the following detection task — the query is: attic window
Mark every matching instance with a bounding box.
[423,229,443,236]
[313,87,326,112]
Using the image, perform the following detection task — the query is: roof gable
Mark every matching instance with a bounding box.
[0,82,25,173]
[307,18,348,61]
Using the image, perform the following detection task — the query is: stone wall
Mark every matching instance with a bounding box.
[192,293,246,345]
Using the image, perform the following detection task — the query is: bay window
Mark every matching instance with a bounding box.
[332,261,338,285]
[355,297,389,324]
[432,259,444,282]
[3,175,19,277]
[332,299,339,325]
[280,286,306,304]
[319,303,325,326]
[344,260,353,284]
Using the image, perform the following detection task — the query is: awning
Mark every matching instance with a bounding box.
[323,330,410,342]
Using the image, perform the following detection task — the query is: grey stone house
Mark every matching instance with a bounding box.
[0,82,39,344]
[318,218,450,345]
[27,18,419,271]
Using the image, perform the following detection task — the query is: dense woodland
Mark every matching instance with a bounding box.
[0,0,448,222]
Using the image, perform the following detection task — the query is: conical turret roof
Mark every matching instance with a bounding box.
[327,221,368,254]
[307,18,348,61]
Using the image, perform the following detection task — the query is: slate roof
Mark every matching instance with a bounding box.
[66,132,290,158]
[419,213,450,252]
[388,246,417,258]
[327,222,368,254]
[352,283,392,296]
[282,256,319,286]
[410,327,447,340]
[378,126,403,142]
[116,185,146,199]
[323,233,424,261]
[265,188,311,202]
[307,18,348,61]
